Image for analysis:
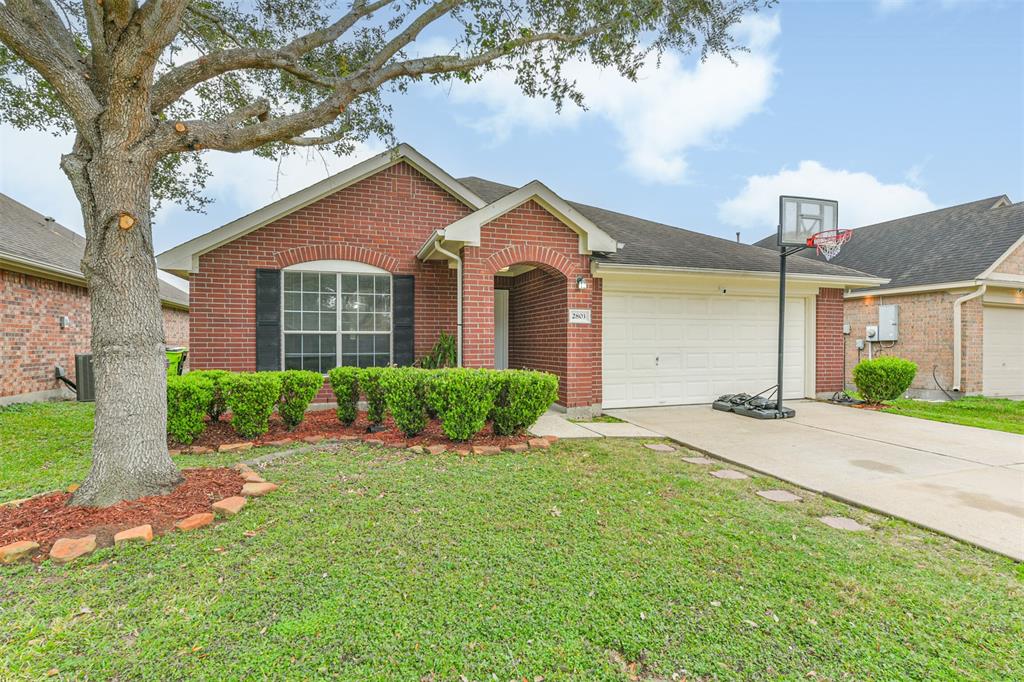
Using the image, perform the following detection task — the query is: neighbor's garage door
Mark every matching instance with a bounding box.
[603,291,807,408]
[983,305,1024,397]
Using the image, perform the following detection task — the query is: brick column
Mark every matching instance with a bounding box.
[815,288,845,393]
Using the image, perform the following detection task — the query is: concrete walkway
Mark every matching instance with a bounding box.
[529,412,661,439]
[608,401,1024,561]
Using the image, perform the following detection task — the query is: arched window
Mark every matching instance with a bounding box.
[281,260,392,372]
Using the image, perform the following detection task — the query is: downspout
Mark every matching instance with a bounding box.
[952,284,986,392]
[431,240,463,367]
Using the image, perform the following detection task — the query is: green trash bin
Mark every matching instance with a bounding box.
[165,347,188,377]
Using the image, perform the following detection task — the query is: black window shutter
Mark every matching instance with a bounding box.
[392,275,415,366]
[255,269,282,371]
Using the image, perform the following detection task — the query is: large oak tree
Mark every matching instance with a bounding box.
[0,0,763,506]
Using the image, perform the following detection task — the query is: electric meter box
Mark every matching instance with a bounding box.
[878,304,899,342]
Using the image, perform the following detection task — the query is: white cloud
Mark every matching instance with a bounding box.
[446,14,781,184]
[0,126,81,231]
[718,160,937,232]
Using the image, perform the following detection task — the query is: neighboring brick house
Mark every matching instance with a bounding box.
[158,145,880,416]
[759,196,1024,399]
[0,193,189,404]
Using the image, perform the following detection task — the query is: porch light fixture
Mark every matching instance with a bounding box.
[576,275,587,289]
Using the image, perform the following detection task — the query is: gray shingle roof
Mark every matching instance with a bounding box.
[752,196,1023,291]
[458,177,876,280]
[0,192,189,308]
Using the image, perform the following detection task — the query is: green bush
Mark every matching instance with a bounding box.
[852,357,918,403]
[188,369,230,421]
[380,367,428,436]
[426,369,498,440]
[222,372,283,438]
[358,367,388,424]
[490,370,559,435]
[327,367,361,425]
[419,331,458,369]
[167,374,214,445]
[278,370,324,428]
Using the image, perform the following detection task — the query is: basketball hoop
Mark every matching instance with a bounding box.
[807,228,852,261]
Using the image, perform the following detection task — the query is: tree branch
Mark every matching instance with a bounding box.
[0,2,102,143]
[150,0,391,113]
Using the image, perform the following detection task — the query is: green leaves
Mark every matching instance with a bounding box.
[425,368,498,441]
[357,367,388,425]
[379,367,430,437]
[852,357,918,404]
[167,374,215,445]
[278,370,325,428]
[221,372,284,438]
[490,369,559,435]
[327,366,361,425]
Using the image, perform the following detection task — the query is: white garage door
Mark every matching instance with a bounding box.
[603,291,807,408]
[983,306,1024,397]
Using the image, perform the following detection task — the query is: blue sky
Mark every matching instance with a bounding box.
[1,0,1021,255]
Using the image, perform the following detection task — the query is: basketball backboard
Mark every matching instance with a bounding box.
[777,196,838,247]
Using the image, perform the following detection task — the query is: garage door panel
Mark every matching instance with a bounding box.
[603,291,807,408]
[983,306,1024,397]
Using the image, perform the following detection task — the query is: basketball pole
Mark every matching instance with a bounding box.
[777,238,787,413]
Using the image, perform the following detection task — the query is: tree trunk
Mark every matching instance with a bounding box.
[64,145,183,507]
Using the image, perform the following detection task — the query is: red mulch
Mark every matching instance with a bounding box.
[0,468,244,558]
[175,408,530,450]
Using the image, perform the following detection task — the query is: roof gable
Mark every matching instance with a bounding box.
[157,144,486,276]
[439,180,618,254]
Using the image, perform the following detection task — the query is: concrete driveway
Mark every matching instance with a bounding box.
[608,401,1024,561]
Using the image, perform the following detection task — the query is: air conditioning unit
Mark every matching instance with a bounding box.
[75,354,95,402]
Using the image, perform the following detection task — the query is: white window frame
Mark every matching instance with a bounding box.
[280,260,393,373]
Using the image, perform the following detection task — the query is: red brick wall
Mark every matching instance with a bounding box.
[843,290,985,394]
[815,288,845,393]
[461,200,600,408]
[189,161,469,372]
[1,268,190,400]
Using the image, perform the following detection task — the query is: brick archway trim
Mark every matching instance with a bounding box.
[483,245,576,278]
[274,244,400,272]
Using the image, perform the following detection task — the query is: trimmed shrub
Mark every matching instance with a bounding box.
[419,331,458,369]
[358,367,388,425]
[167,373,215,445]
[188,369,230,421]
[222,372,283,438]
[426,369,498,441]
[380,367,428,436]
[278,370,324,428]
[490,370,559,436]
[852,357,918,403]
[328,366,361,425]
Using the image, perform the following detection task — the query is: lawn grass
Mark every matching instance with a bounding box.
[2,403,1022,680]
[0,402,264,502]
[881,396,1024,434]
[570,414,626,424]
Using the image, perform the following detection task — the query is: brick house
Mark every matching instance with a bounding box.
[158,145,880,416]
[758,196,1024,399]
[0,193,189,404]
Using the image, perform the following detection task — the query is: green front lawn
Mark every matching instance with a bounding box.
[882,396,1024,434]
[1,402,1022,680]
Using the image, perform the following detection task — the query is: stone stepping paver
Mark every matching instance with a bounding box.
[710,469,749,480]
[644,443,676,452]
[241,481,278,497]
[425,445,447,455]
[212,496,247,517]
[472,445,501,455]
[1,540,39,563]
[175,513,215,532]
[504,443,529,453]
[681,456,714,465]
[240,471,265,483]
[218,442,253,453]
[114,524,153,545]
[50,535,97,563]
[757,490,802,503]
[819,516,872,532]
[527,438,550,449]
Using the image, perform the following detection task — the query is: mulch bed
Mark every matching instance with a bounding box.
[174,408,530,450]
[0,468,244,557]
